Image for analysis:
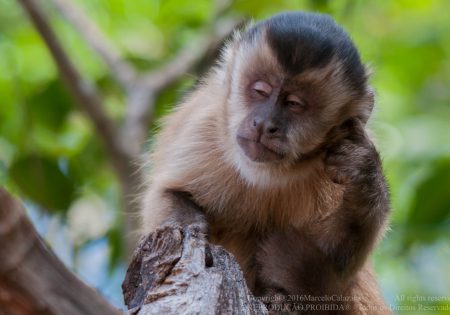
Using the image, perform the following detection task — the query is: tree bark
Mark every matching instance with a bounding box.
[0,188,124,315]
[122,226,268,315]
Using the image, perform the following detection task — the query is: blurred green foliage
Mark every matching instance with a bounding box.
[0,0,449,313]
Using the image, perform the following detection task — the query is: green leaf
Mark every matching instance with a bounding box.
[403,158,450,246]
[9,155,75,212]
[26,79,73,131]
[408,158,450,225]
[66,137,109,189]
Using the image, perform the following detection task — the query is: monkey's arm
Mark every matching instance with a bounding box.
[319,118,390,277]
[256,119,389,298]
[141,186,208,237]
[160,189,208,231]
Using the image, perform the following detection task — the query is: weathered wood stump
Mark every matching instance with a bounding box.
[122,226,268,315]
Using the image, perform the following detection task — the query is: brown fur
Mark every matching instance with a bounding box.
[141,13,391,315]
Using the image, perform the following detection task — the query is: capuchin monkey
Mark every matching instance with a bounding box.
[141,12,391,314]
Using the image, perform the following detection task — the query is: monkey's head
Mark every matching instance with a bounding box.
[221,12,374,184]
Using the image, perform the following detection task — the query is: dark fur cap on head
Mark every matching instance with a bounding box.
[243,11,367,93]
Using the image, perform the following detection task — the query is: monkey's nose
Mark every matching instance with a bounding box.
[266,125,279,134]
[253,119,281,137]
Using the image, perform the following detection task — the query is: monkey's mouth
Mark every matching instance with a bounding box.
[237,136,285,163]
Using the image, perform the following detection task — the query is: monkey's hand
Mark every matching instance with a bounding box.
[324,118,381,187]
[159,189,209,238]
[324,118,389,218]
[322,118,389,275]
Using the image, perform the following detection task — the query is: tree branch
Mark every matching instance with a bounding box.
[143,17,242,92]
[18,0,131,183]
[49,0,137,89]
[122,17,244,154]
[45,0,243,158]
[0,188,124,315]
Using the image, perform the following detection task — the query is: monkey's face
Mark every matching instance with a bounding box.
[229,47,367,166]
[226,13,372,170]
[234,69,338,164]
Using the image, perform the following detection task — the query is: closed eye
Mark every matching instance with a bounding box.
[286,94,307,110]
[252,80,272,97]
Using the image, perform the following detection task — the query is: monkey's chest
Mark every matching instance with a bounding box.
[202,177,344,235]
